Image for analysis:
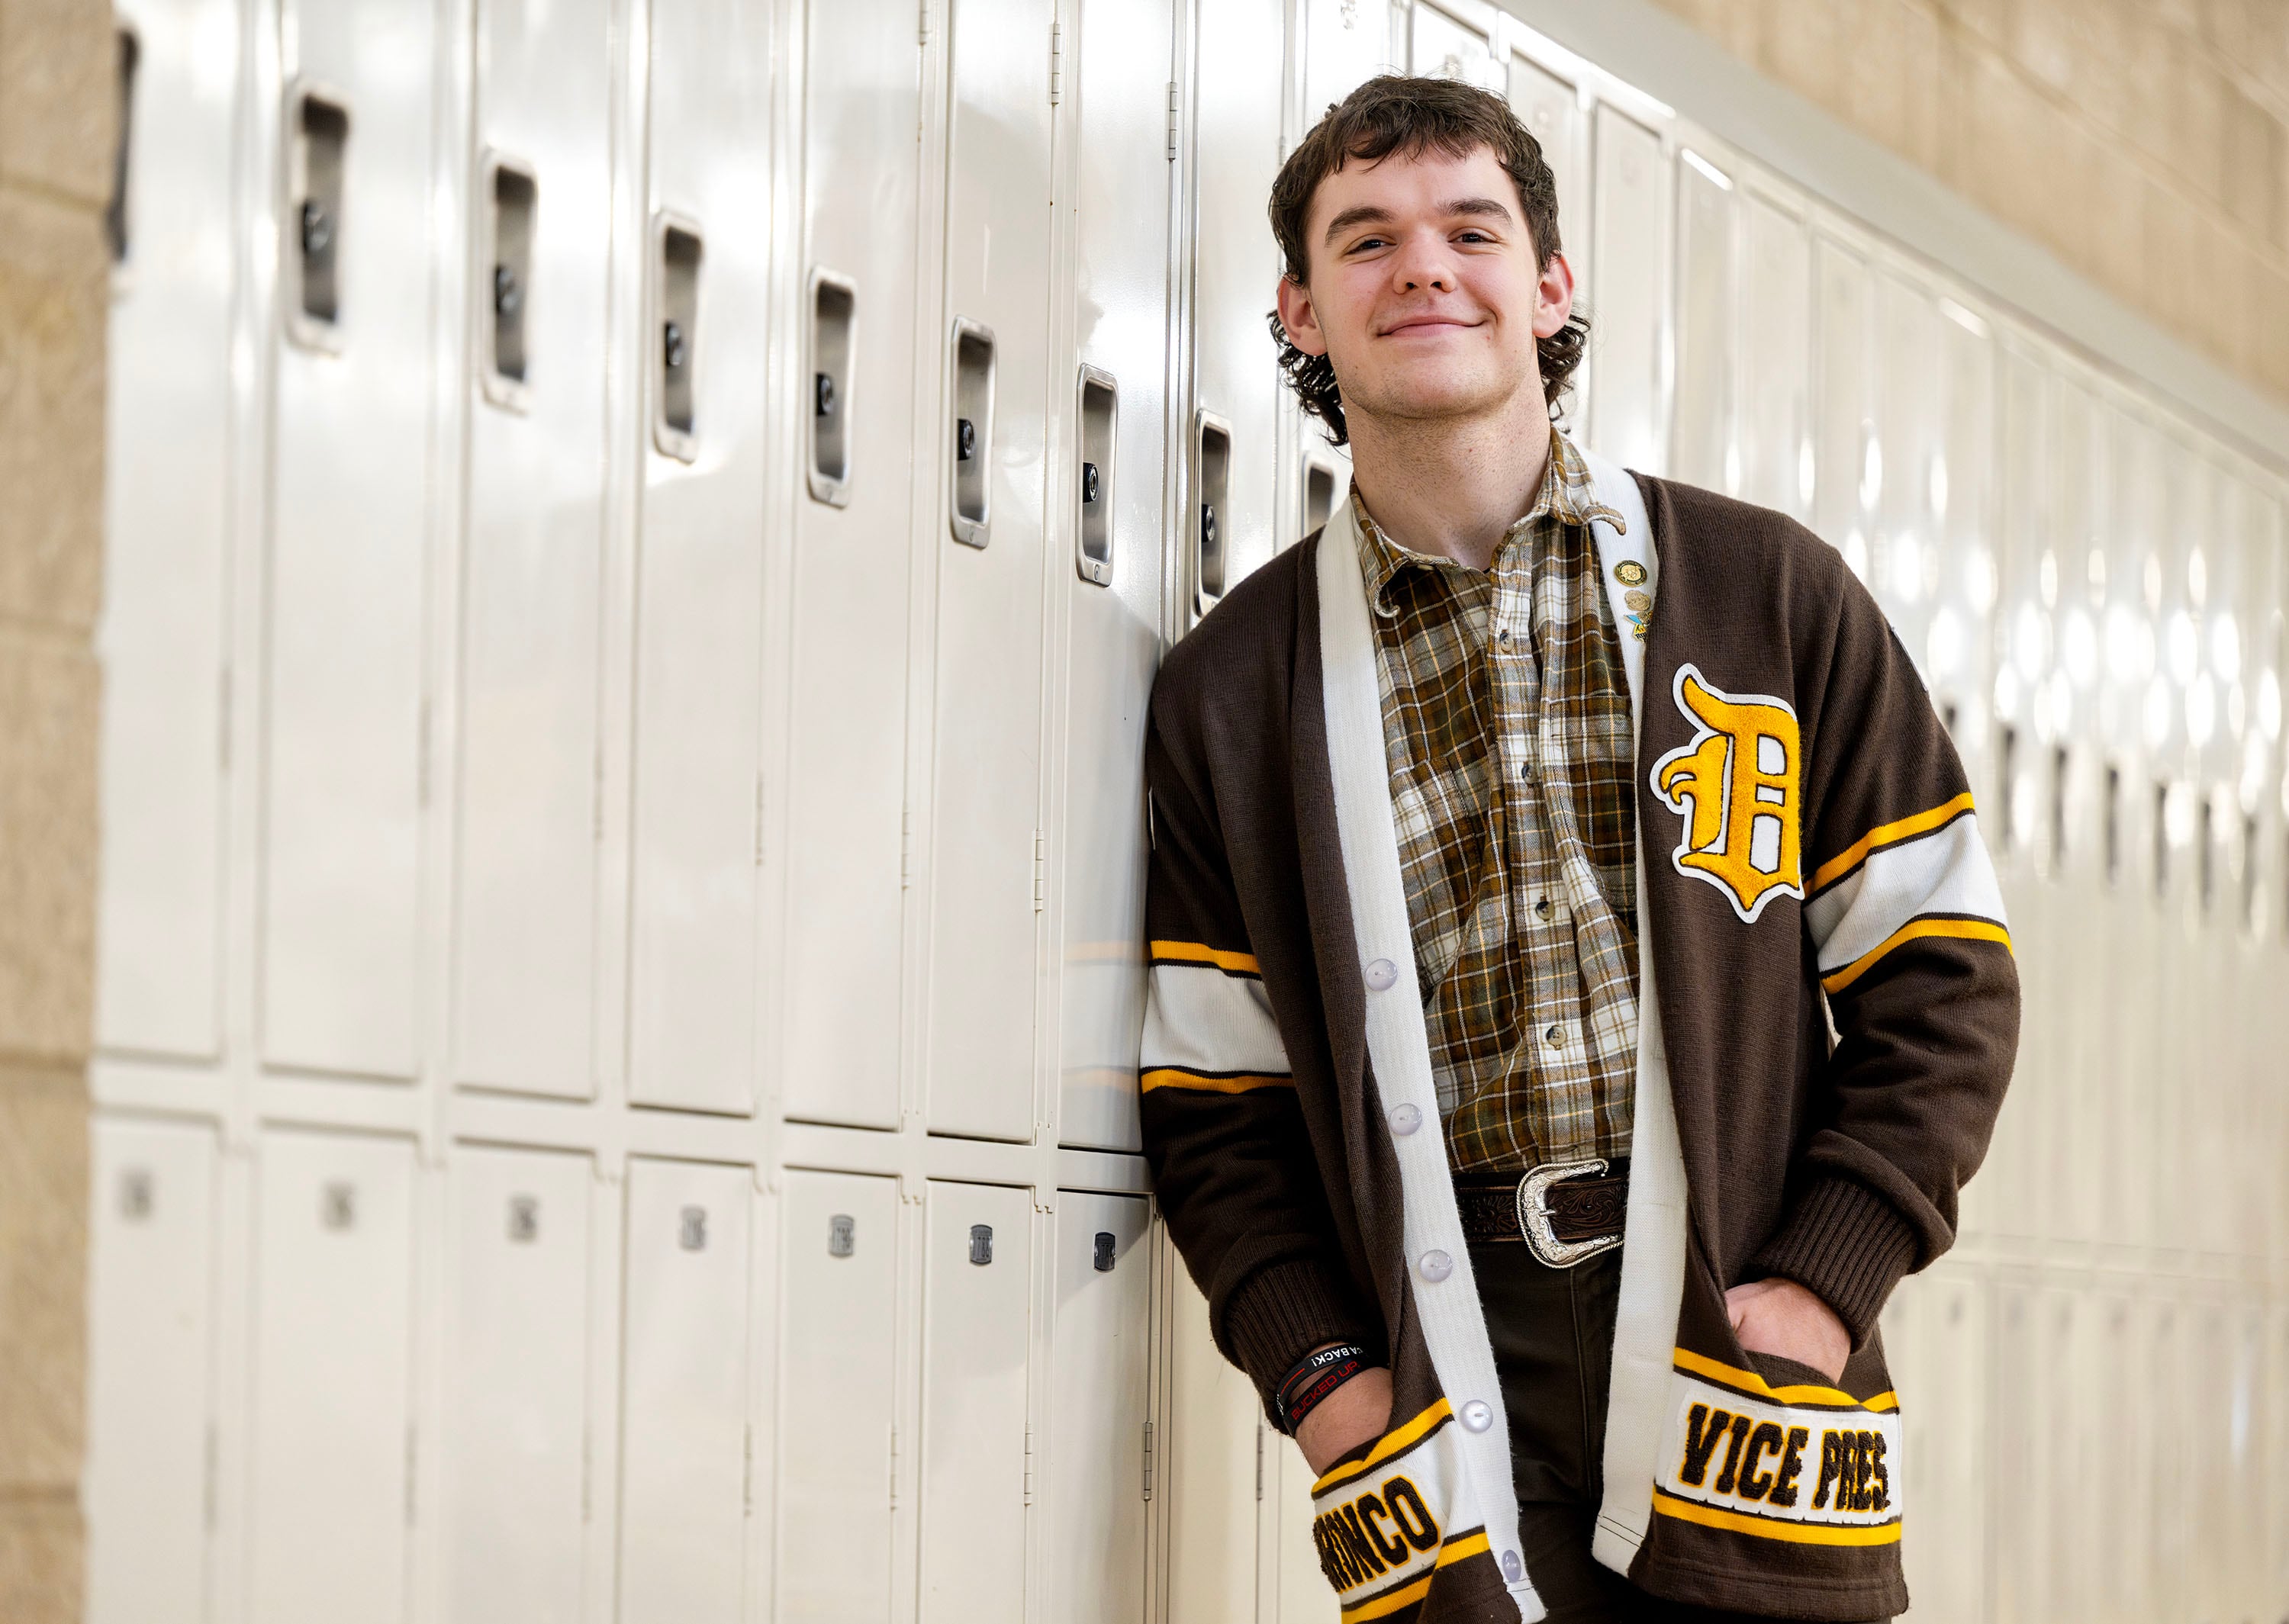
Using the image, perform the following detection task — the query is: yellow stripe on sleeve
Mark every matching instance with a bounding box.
[1335,1531,1492,1622]
[1810,792,1977,892]
[1311,1399,1453,1494]
[1672,1348,1897,1413]
[1650,1490,1901,1546]
[1148,939,1262,976]
[1819,916,2013,995]
[1139,1069,1293,1094]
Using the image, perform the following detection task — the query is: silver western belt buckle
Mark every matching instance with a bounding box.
[1515,1158,1624,1269]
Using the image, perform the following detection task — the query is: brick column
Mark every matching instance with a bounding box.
[0,0,114,1617]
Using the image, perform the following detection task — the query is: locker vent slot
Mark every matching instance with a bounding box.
[1193,410,1232,615]
[105,27,139,262]
[288,84,351,342]
[653,215,703,460]
[807,269,856,505]
[485,156,536,401]
[1076,365,1117,584]
[828,1213,855,1257]
[949,317,996,547]
[1303,457,1339,540]
[967,1223,993,1265]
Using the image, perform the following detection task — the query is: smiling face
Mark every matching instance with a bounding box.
[1273,143,1573,435]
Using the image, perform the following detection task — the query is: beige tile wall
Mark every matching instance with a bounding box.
[1647,0,2289,404]
[0,0,111,1616]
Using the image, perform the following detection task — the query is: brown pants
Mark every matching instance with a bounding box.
[1470,1238,1891,1624]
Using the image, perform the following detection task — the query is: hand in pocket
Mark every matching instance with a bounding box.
[1296,1365,1394,1475]
[1725,1278,1849,1382]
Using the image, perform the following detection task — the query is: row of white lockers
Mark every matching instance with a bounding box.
[84,0,2289,1616]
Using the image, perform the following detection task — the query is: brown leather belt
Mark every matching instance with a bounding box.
[1454,1159,1628,1267]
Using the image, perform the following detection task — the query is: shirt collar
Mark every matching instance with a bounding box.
[1351,425,1626,617]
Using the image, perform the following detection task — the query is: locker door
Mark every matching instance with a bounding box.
[1190,0,1282,603]
[1505,56,1586,288]
[248,1130,416,1624]
[1058,0,1173,1154]
[1583,105,1664,472]
[1048,1193,1151,1623]
[264,0,439,1079]
[442,1147,592,1624]
[452,0,614,1098]
[1869,273,1940,664]
[1888,1267,1983,1623]
[626,0,772,1114]
[1303,0,1392,123]
[1810,236,1870,570]
[917,1182,1032,1622]
[98,0,235,1060]
[1164,1268,1260,1621]
[779,0,926,1130]
[1670,149,1736,494]
[85,1118,217,1624]
[620,1159,753,1624]
[1409,3,1503,91]
[1737,195,1808,521]
[926,0,1056,1140]
[777,1170,900,1623]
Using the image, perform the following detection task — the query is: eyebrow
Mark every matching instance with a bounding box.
[1322,195,1516,245]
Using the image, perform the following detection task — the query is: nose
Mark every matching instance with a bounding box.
[1390,229,1457,294]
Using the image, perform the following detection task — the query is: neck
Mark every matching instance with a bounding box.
[1344,382,1553,572]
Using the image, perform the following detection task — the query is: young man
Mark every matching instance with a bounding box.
[1138,77,2017,1624]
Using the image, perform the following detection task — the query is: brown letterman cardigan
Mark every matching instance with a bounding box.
[1138,459,2018,1622]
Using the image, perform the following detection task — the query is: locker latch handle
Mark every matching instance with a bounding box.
[284,80,350,350]
[652,213,702,461]
[807,269,855,506]
[481,153,536,409]
[1075,364,1117,586]
[948,317,995,548]
[1193,409,1233,615]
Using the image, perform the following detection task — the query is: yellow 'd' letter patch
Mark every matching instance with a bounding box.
[1650,664,1804,923]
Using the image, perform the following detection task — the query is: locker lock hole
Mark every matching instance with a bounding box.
[119,1169,153,1222]
[828,1214,855,1257]
[663,321,687,372]
[493,264,520,318]
[1093,1230,1116,1272]
[968,1224,993,1265]
[680,1205,708,1251]
[956,417,976,461]
[1200,503,1218,549]
[814,372,836,419]
[507,1194,539,1243]
[1081,461,1100,506]
[322,1181,357,1231]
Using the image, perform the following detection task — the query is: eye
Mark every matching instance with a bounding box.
[1349,235,1391,252]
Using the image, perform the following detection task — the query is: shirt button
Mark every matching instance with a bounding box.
[1418,1249,1453,1283]
[1495,625,1512,646]
[1500,1550,1525,1582]
[1534,896,1553,920]
[1544,1024,1563,1049]
[1388,1102,1423,1137]
[1364,958,1397,992]
[1460,1399,1494,1433]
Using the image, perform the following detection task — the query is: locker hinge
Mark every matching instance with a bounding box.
[417,699,433,807]
[1141,1420,1154,1500]
[900,807,914,889]
[217,666,233,770]
[1166,83,1180,160]
[1255,1424,1266,1500]
[888,1423,900,1510]
[743,1423,755,1516]
[1032,828,1046,912]
[918,0,928,44]
[405,1424,418,1524]
[1023,1426,1035,1505]
[1048,21,1061,105]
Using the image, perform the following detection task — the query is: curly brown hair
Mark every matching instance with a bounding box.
[1267,74,1589,446]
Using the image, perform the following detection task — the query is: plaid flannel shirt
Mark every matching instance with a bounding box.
[1353,427,1643,1172]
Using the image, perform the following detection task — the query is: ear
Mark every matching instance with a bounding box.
[1531,250,1576,341]
[1276,275,1328,358]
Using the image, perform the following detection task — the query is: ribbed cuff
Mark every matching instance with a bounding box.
[1224,1257,1377,1428]
[1747,1176,1920,1347]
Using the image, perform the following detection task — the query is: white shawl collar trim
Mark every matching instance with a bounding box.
[1312,452,1689,1604]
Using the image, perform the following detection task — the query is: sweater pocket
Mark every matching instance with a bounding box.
[1306,1397,1491,1617]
